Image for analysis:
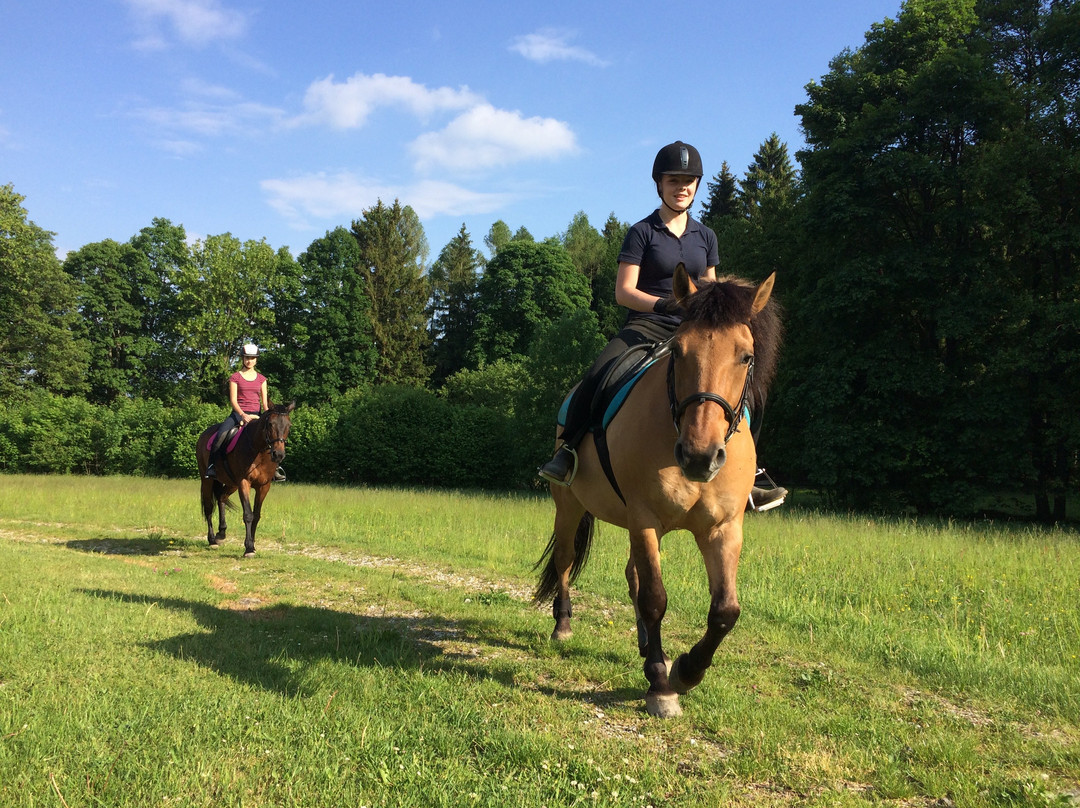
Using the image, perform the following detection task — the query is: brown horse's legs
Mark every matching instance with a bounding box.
[629,527,680,717]
[237,480,257,557]
[669,523,744,695]
[246,484,269,557]
[549,494,587,640]
[201,479,219,546]
[215,493,228,543]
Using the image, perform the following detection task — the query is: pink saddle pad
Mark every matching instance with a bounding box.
[206,424,245,454]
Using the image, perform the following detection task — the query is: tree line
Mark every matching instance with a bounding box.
[1,0,1076,520]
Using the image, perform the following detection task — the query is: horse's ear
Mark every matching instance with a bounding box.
[286,401,297,414]
[751,272,776,316]
[672,263,697,301]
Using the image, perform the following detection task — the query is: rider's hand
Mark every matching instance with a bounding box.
[653,297,680,315]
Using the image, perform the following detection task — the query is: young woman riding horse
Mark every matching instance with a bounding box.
[538,140,785,510]
[197,401,294,558]
[535,265,781,717]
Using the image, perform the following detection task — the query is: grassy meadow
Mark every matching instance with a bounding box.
[0,475,1077,807]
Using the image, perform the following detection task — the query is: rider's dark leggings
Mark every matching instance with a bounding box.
[557,319,675,450]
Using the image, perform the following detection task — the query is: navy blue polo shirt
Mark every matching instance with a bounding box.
[618,209,719,328]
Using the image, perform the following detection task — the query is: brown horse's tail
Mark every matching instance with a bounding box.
[532,512,595,605]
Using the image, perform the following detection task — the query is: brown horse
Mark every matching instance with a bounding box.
[534,267,781,717]
[196,402,295,558]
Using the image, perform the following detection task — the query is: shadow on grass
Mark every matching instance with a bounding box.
[66,537,190,556]
[75,587,646,709]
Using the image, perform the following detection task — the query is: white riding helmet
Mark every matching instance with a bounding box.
[241,343,259,357]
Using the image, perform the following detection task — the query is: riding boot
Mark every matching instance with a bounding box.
[273,466,286,482]
[205,449,223,480]
[538,445,577,486]
[749,469,788,512]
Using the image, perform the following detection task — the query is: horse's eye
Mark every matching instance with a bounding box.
[743,353,754,365]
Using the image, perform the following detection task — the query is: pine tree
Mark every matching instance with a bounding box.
[351,200,431,386]
[428,224,482,385]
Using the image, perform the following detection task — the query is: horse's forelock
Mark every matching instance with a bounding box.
[682,278,755,330]
[683,277,784,396]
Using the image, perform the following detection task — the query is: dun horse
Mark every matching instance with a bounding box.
[196,402,295,558]
[535,267,781,717]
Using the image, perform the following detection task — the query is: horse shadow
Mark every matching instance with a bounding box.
[66,537,183,556]
[66,541,647,709]
[75,586,634,706]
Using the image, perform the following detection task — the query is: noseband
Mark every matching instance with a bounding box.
[666,353,754,444]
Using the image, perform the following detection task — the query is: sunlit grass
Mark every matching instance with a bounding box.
[0,475,1078,807]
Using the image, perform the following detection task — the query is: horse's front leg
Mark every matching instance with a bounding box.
[247,484,270,558]
[669,519,744,695]
[237,480,256,558]
[628,524,679,718]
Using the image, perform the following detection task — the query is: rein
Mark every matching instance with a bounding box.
[666,353,754,444]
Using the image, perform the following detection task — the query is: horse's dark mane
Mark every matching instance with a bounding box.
[266,403,293,416]
[681,277,784,398]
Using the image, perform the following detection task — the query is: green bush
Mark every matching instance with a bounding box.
[0,389,538,489]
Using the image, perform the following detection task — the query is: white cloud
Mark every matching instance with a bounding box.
[410,104,579,172]
[260,172,511,228]
[510,29,607,66]
[123,0,247,48]
[132,88,286,139]
[292,73,483,130]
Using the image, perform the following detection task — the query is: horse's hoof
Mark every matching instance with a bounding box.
[550,627,572,642]
[208,542,220,549]
[645,692,682,718]
[243,552,256,558]
[668,655,704,695]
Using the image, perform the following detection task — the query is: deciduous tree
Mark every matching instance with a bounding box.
[0,184,88,396]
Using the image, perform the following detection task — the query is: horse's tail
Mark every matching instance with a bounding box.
[532,512,595,605]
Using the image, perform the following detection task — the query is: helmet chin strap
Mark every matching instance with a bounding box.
[660,195,694,215]
[657,182,695,215]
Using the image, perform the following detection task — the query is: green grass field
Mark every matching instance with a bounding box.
[0,475,1077,807]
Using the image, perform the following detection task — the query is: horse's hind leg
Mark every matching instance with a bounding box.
[535,490,592,641]
[214,488,228,545]
[201,479,220,547]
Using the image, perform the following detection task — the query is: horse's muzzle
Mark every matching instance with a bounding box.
[271,448,286,464]
[674,440,726,483]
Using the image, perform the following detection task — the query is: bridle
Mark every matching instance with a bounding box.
[666,351,754,444]
[259,414,288,453]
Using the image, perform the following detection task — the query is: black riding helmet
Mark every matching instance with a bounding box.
[651,141,703,182]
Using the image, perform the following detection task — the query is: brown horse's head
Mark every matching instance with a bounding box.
[262,402,296,465]
[667,266,779,483]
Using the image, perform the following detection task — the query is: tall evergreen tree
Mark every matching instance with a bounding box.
[428,224,482,385]
[351,199,431,386]
[738,133,798,219]
[698,161,740,235]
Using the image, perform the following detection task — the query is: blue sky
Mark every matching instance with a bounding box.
[2,0,902,260]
